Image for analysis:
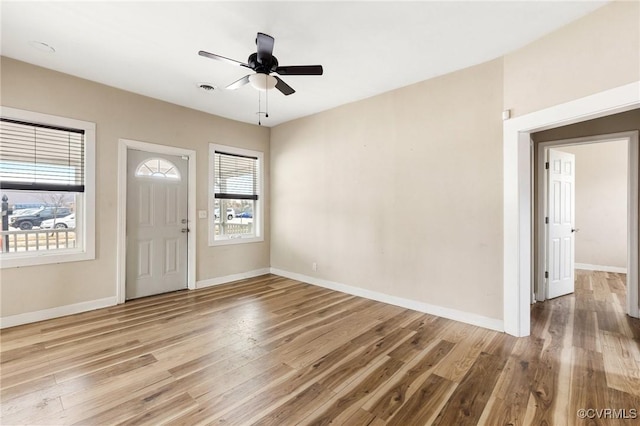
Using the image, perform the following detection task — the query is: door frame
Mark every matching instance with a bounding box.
[503,80,640,337]
[116,139,197,304]
[535,132,638,308]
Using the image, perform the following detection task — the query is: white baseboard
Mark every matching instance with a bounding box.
[1,267,504,332]
[575,263,627,274]
[196,268,271,289]
[0,296,117,329]
[270,268,504,332]
[1,268,271,329]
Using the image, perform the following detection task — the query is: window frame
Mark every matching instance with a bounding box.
[0,106,96,268]
[208,143,263,246]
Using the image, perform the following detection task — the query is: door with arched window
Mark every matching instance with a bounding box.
[126,149,188,299]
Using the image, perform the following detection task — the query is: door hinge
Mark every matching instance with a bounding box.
[545,271,549,279]
[545,217,549,224]
[545,162,549,170]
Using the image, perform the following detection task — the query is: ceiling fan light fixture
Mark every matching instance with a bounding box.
[249,73,277,91]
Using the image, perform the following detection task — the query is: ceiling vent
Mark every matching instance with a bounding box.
[197,83,216,92]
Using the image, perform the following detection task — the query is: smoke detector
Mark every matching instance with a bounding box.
[29,41,55,53]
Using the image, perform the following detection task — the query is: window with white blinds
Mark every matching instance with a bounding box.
[209,144,263,245]
[0,107,95,268]
[0,118,85,192]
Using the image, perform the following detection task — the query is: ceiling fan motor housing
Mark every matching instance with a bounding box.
[247,52,278,74]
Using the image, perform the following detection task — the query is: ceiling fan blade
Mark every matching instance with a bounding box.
[226,75,251,90]
[274,76,295,96]
[275,65,323,76]
[256,33,274,64]
[199,50,250,68]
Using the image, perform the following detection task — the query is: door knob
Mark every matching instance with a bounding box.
[571,228,580,233]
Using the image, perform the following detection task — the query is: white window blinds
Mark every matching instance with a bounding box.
[0,118,85,192]
[213,151,258,200]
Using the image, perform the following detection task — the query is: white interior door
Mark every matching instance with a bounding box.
[546,148,576,299]
[126,150,188,299]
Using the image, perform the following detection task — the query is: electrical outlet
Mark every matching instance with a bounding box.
[312,262,317,271]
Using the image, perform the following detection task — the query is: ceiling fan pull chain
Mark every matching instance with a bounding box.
[265,74,269,118]
[258,90,262,126]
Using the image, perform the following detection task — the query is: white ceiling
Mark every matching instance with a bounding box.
[1,1,607,127]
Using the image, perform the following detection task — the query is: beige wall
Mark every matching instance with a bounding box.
[504,0,640,117]
[0,57,270,318]
[271,59,505,321]
[557,141,628,269]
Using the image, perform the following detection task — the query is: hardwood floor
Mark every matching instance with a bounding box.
[1,270,638,425]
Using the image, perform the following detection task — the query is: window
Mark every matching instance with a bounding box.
[0,106,95,268]
[135,158,180,180]
[209,144,263,245]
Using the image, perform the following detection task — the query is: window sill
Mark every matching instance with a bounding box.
[0,249,94,268]
[209,236,264,247]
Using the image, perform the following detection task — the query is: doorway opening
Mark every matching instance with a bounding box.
[502,82,639,337]
[533,133,636,311]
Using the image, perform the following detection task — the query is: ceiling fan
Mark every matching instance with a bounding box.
[198,32,323,96]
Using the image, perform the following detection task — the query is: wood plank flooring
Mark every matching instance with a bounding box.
[1,270,639,425]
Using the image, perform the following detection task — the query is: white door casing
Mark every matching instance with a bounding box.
[546,149,576,299]
[503,81,639,337]
[126,150,188,299]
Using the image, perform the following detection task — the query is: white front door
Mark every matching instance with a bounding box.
[546,149,576,299]
[126,150,188,299]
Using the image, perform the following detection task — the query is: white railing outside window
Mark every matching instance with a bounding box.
[1,228,76,253]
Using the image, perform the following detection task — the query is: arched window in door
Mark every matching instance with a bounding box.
[135,158,181,180]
